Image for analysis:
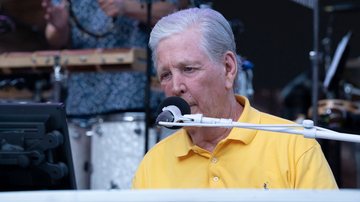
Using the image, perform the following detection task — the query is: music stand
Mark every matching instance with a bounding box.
[323,31,352,94]
[291,0,321,124]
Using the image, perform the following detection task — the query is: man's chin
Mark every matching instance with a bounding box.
[184,126,197,132]
[190,107,200,115]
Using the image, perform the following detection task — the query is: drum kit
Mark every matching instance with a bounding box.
[314,57,360,128]
[308,57,360,188]
[67,113,161,190]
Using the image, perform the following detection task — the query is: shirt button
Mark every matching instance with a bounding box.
[213,176,219,182]
[211,157,218,164]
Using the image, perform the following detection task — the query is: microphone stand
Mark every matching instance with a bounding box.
[158,116,360,143]
[144,0,152,154]
[310,0,320,125]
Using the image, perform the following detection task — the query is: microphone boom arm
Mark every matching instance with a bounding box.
[158,118,360,143]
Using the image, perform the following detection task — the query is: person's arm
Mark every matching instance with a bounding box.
[98,0,188,26]
[294,143,338,189]
[42,0,70,49]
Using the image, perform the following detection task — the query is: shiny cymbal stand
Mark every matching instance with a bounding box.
[291,0,321,125]
[52,55,67,103]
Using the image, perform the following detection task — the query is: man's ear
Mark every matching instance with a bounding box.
[223,51,238,90]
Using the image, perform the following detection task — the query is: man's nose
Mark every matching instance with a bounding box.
[171,74,186,96]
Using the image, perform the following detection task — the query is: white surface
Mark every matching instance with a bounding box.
[0,189,359,202]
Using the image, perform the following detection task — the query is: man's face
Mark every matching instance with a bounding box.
[155,28,233,118]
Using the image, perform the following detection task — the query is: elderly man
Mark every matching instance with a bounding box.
[132,8,337,189]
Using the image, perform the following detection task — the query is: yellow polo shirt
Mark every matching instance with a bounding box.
[132,96,338,189]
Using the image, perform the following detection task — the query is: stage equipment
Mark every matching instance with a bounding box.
[0,102,76,191]
[0,48,146,74]
[156,96,360,143]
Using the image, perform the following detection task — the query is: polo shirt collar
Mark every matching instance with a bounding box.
[227,95,260,144]
[174,95,260,157]
[174,129,194,157]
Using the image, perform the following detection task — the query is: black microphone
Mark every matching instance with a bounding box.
[155,96,191,129]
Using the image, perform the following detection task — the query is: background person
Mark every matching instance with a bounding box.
[42,0,187,115]
[42,0,188,189]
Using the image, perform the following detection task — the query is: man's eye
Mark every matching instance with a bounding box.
[160,72,171,81]
[184,67,195,72]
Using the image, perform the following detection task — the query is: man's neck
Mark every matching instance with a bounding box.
[187,96,243,153]
[188,127,232,152]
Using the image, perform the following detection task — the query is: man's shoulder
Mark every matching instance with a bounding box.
[259,111,295,124]
[256,110,319,147]
[156,129,184,146]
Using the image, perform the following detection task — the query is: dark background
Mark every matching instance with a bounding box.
[213,0,360,116]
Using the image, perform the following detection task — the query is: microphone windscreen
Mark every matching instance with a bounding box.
[156,96,191,116]
[156,96,191,129]
[155,110,174,124]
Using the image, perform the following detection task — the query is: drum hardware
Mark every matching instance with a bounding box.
[0,78,25,89]
[309,99,360,187]
[33,79,48,102]
[134,127,142,136]
[82,113,147,138]
[309,99,360,129]
[68,117,99,139]
[30,55,37,65]
[110,180,119,189]
[83,118,103,138]
[116,57,124,63]
[71,129,86,139]
[53,56,63,82]
[70,128,81,139]
[101,57,106,64]
[67,119,93,189]
[44,57,51,65]
[51,55,67,102]
[344,83,360,97]
[120,115,143,136]
[90,120,105,137]
[85,130,97,137]
[79,56,88,63]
